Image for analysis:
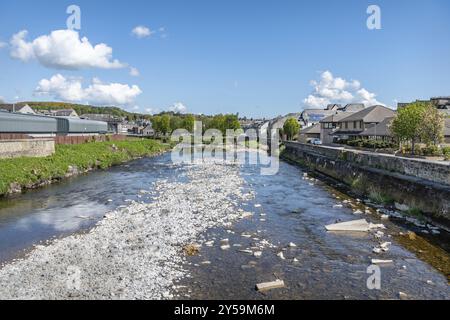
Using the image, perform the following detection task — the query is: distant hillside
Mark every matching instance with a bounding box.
[22,102,147,119]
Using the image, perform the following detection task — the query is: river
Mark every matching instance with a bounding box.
[0,152,448,299]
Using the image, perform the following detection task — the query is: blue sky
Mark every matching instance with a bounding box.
[0,0,449,118]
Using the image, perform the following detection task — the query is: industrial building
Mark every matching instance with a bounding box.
[0,111,108,138]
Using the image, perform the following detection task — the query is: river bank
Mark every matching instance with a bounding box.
[0,139,169,197]
[281,142,450,230]
[0,157,252,299]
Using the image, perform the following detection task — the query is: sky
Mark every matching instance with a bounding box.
[0,0,449,118]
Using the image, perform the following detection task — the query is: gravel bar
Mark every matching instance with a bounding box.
[0,160,253,299]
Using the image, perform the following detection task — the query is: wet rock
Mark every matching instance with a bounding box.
[253,251,262,258]
[326,219,370,232]
[395,202,410,212]
[8,182,22,194]
[277,252,286,260]
[399,292,408,300]
[256,280,285,291]
[371,259,393,265]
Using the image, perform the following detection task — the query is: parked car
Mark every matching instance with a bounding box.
[311,138,322,145]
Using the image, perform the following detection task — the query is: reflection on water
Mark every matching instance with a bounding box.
[0,154,177,263]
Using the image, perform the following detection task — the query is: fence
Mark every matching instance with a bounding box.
[54,135,126,145]
[0,133,31,140]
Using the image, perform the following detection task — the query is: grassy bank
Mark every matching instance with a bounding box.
[0,139,169,196]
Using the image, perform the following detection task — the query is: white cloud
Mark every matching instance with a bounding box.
[169,102,187,114]
[144,107,158,115]
[0,96,4,103]
[129,67,140,77]
[35,74,142,106]
[132,26,154,38]
[0,41,7,49]
[10,29,125,70]
[303,71,384,108]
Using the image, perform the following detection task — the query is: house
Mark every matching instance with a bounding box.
[333,105,396,140]
[359,117,395,141]
[298,103,366,128]
[298,109,336,128]
[319,112,356,144]
[142,124,155,137]
[0,104,36,114]
[398,97,450,116]
[298,123,321,143]
[338,103,366,113]
[444,118,450,144]
[50,109,79,117]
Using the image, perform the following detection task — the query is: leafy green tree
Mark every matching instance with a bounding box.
[182,114,196,132]
[283,118,300,141]
[160,115,171,136]
[223,114,241,132]
[170,116,183,132]
[391,102,426,154]
[152,116,162,136]
[419,103,445,146]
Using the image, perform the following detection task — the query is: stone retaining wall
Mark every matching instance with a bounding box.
[0,139,55,159]
[283,142,450,226]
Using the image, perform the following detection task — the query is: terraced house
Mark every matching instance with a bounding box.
[332,105,396,142]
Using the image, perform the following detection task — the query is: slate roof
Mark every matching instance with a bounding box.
[320,112,356,123]
[360,117,395,137]
[300,123,321,134]
[337,105,396,123]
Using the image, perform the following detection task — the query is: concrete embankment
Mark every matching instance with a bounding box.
[282,142,450,228]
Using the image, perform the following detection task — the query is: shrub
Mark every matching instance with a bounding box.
[420,145,442,156]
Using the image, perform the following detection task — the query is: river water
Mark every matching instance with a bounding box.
[0,153,448,299]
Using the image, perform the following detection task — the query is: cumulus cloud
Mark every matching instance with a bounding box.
[129,67,140,77]
[132,26,154,38]
[169,102,187,114]
[0,41,7,49]
[0,96,4,103]
[303,71,384,108]
[34,74,142,106]
[10,29,125,70]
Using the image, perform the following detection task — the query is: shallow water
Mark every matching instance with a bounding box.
[176,158,450,299]
[0,152,448,299]
[0,155,181,263]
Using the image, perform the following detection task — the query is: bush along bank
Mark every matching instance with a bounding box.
[0,139,169,197]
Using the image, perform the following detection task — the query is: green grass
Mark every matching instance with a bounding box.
[0,139,168,196]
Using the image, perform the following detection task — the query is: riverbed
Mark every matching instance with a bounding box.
[0,152,448,299]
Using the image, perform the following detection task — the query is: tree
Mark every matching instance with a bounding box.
[223,114,241,132]
[182,114,196,132]
[170,116,183,132]
[391,102,426,154]
[419,103,445,146]
[152,116,162,136]
[283,118,300,141]
[160,115,171,136]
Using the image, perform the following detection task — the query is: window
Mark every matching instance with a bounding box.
[345,122,348,129]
